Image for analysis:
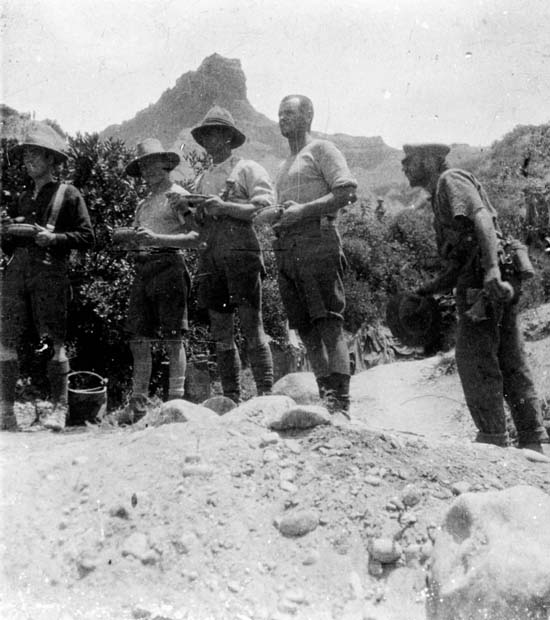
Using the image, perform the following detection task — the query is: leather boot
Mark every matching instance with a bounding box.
[42,360,70,431]
[326,373,351,419]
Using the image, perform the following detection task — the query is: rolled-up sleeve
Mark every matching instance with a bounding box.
[315,141,357,191]
[238,160,275,207]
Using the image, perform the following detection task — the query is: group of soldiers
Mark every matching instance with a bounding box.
[0,94,548,454]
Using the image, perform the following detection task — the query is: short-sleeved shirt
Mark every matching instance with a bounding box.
[274,139,357,234]
[133,183,191,236]
[193,155,274,253]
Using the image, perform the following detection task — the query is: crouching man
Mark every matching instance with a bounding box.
[122,139,198,420]
[403,142,548,452]
[1,123,94,431]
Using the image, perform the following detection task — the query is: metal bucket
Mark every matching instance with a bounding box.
[68,371,108,425]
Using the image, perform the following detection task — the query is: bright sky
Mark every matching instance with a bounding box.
[2,0,549,148]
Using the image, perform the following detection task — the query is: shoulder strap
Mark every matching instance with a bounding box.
[47,183,68,230]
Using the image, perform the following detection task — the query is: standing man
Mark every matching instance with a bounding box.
[190,106,275,403]
[403,143,548,452]
[273,95,357,417]
[1,122,94,431]
[123,139,198,418]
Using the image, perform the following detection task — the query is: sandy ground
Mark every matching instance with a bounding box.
[1,310,549,620]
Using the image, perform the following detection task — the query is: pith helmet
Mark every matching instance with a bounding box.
[402,143,450,160]
[11,122,68,164]
[125,138,181,177]
[191,106,246,149]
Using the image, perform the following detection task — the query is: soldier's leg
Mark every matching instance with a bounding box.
[499,304,547,445]
[129,338,153,397]
[0,345,19,431]
[239,303,273,396]
[317,316,351,415]
[209,309,241,403]
[455,313,508,446]
[165,338,187,401]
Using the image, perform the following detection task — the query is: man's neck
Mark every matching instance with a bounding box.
[287,132,311,155]
[148,177,172,195]
[211,148,232,165]
[32,173,54,197]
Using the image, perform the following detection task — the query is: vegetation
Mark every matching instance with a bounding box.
[2,122,549,405]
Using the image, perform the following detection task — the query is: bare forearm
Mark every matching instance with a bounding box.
[215,201,261,222]
[150,231,200,248]
[300,186,357,218]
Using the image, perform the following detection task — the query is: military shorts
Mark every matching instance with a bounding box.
[274,227,346,329]
[125,253,190,338]
[196,240,264,313]
[1,249,70,347]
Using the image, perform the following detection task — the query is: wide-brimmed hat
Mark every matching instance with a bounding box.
[11,122,68,165]
[191,106,246,149]
[125,138,181,177]
[402,143,450,160]
[386,292,441,347]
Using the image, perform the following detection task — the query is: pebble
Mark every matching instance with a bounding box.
[368,538,402,563]
[121,532,150,561]
[275,510,319,537]
[263,449,279,463]
[227,580,240,593]
[260,432,279,447]
[451,481,472,495]
[280,467,297,482]
[182,464,214,478]
[522,449,550,463]
[401,484,422,507]
[280,480,297,493]
[302,549,320,565]
[432,487,453,500]
[399,512,417,526]
[109,503,130,519]
[72,456,89,466]
[364,475,382,486]
[368,559,384,577]
[284,439,301,454]
[283,587,306,604]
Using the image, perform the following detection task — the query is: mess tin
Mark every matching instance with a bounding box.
[5,223,39,238]
[112,226,139,247]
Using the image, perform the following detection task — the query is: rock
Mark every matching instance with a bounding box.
[268,404,331,431]
[263,449,279,463]
[451,481,472,495]
[221,395,295,425]
[280,480,297,493]
[368,558,384,577]
[272,372,319,405]
[181,464,214,478]
[284,439,301,454]
[368,538,402,564]
[139,399,219,427]
[109,503,130,519]
[302,549,320,565]
[75,551,98,578]
[275,510,319,537]
[121,532,150,561]
[521,448,550,463]
[427,485,550,620]
[364,475,382,486]
[259,432,279,447]
[201,395,237,415]
[401,484,422,507]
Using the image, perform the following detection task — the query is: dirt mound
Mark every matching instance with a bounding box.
[1,307,549,620]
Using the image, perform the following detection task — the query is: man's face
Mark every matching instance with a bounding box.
[278,98,310,138]
[199,127,230,157]
[139,157,170,186]
[402,153,430,188]
[23,146,51,180]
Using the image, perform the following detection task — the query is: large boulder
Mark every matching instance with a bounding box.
[272,372,319,405]
[427,485,550,620]
[220,395,296,426]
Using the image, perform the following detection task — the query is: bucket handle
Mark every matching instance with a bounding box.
[68,371,108,391]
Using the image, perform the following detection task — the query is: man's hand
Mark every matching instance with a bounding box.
[35,226,57,247]
[483,266,514,302]
[134,226,158,246]
[203,195,226,216]
[278,201,306,226]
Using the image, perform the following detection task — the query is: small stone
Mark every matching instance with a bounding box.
[182,464,214,478]
[76,551,97,578]
[277,599,298,614]
[401,484,422,507]
[259,432,279,447]
[302,549,320,565]
[285,439,301,454]
[399,511,417,526]
[280,467,297,482]
[364,475,382,486]
[451,481,472,495]
[109,504,130,519]
[432,487,453,500]
[132,608,152,619]
[280,480,297,493]
[368,559,384,577]
[184,454,201,464]
[276,510,319,537]
[71,456,89,466]
[368,538,402,563]
[121,532,149,560]
[227,580,240,593]
[521,449,550,463]
[263,449,279,463]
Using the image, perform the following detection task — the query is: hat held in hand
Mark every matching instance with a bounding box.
[386,292,441,347]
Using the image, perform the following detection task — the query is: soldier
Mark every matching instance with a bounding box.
[403,143,548,452]
[123,139,198,419]
[272,94,357,417]
[190,106,275,403]
[0,122,94,431]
